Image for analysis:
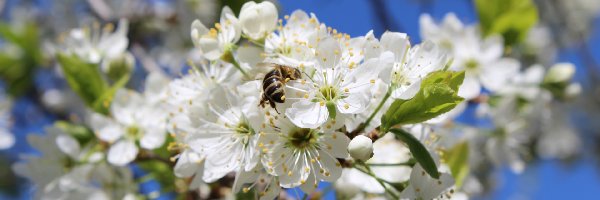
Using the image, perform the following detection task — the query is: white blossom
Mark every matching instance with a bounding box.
[61,19,129,63]
[239,1,278,41]
[259,118,350,193]
[191,6,240,61]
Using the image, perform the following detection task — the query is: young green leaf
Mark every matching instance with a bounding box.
[475,0,538,46]
[0,22,43,96]
[57,53,108,110]
[381,71,464,132]
[389,128,439,179]
[92,74,131,115]
[54,121,95,146]
[443,141,470,188]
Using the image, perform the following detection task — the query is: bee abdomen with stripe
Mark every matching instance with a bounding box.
[259,64,302,113]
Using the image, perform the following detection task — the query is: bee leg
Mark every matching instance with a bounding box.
[269,100,280,114]
[259,92,268,108]
[259,97,266,108]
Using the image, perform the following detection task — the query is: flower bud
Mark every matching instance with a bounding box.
[102,52,135,82]
[239,1,278,41]
[348,135,373,162]
[544,63,575,83]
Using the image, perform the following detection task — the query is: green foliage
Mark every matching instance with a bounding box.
[138,139,177,194]
[92,74,130,114]
[381,71,465,132]
[443,141,470,188]
[475,0,538,46]
[57,53,130,115]
[389,128,439,179]
[0,22,43,96]
[55,121,95,146]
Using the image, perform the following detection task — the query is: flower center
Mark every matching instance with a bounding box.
[465,59,479,71]
[392,68,411,86]
[277,45,292,56]
[287,128,318,149]
[126,125,141,139]
[319,85,338,101]
[232,121,254,147]
[234,122,253,136]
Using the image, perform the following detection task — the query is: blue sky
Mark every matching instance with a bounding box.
[277,0,600,199]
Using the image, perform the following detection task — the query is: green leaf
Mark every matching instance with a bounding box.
[0,22,43,96]
[54,121,95,145]
[389,128,439,179]
[443,141,470,188]
[92,73,130,115]
[57,53,108,111]
[475,0,538,46]
[381,71,464,132]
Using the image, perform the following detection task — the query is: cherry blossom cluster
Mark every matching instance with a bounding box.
[6,1,584,200]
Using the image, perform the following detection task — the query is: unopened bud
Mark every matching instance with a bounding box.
[239,1,278,41]
[102,52,134,81]
[348,135,373,162]
[544,63,575,83]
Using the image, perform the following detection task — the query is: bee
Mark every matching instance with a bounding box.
[259,63,302,113]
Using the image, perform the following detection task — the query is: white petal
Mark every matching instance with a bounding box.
[336,92,369,114]
[56,134,81,159]
[139,128,166,149]
[110,89,143,125]
[299,173,318,194]
[419,14,438,40]
[458,75,481,99]
[402,164,454,200]
[286,101,329,128]
[232,168,260,192]
[144,72,170,100]
[191,20,209,46]
[480,35,504,63]
[380,31,410,62]
[260,178,281,200]
[391,79,421,100]
[89,113,124,142]
[480,58,520,91]
[320,132,350,158]
[198,37,221,60]
[316,150,343,182]
[107,140,138,166]
[174,150,204,178]
[316,37,341,69]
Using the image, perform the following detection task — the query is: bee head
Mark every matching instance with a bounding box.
[291,68,302,80]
